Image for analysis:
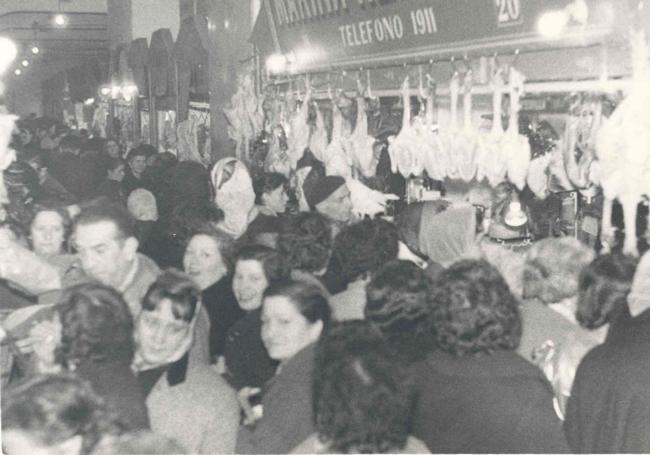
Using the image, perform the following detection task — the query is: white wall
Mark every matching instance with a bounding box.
[0,0,107,14]
[131,0,180,42]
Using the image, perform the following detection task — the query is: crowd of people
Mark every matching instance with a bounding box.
[1,119,650,454]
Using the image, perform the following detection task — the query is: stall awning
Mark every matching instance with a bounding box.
[251,0,638,74]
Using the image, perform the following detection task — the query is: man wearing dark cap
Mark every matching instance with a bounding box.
[302,174,353,224]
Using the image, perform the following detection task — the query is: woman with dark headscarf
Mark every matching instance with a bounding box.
[411,260,568,453]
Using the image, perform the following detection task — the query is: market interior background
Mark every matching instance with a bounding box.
[1,0,650,252]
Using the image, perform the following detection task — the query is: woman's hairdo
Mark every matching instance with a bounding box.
[313,320,412,453]
[522,237,595,303]
[577,253,637,330]
[2,373,122,455]
[264,278,331,332]
[57,283,135,367]
[430,259,522,356]
[142,269,200,323]
[277,212,332,273]
[365,260,435,363]
[333,218,399,282]
[235,244,289,284]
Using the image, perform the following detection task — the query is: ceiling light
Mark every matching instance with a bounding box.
[99,86,111,96]
[14,68,21,76]
[266,53,288,73]
[21,59,29,67]
[537,10,569,38]
[53,13,68,27]
[31,45,40,55]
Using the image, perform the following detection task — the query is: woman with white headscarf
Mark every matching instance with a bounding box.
[211,158,258,239]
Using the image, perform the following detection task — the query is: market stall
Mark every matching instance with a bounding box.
[247,0,650,251]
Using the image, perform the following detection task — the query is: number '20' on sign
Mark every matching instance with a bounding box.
[495,0,523,27]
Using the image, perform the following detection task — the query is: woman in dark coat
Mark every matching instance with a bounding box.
[410,259,569,453]
[564,249,650,453]
[183,228,244,364]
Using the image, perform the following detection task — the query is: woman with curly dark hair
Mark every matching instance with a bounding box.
[411,259,568,453]
[329,218,399,321]
[365,260,435,364]
[277,212,333,294]
[2,373,123,455]
[292,320,429,454]
[22,283,149,431]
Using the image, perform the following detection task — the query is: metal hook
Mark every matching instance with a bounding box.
[451,56,459,75]
[512,48,521,67]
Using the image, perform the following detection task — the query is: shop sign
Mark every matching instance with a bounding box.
[253,0,619,72]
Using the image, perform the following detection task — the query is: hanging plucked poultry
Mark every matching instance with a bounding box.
[345,81,377,178]
[455,70,479,182]
[324,92,353,178]
[596,31,650,255]
[477,68,508,187]
[420,75,447,181]
[287,88,312,169]
[309,102,328,163]
[388,77,422,178]
[439,72,462,180]
[501,67,531,190]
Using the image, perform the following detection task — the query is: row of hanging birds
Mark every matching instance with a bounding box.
[260,65,533,198]
[226,30,650,254]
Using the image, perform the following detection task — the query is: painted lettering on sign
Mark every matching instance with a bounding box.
[339,6,436,47]
[495,0,523,27]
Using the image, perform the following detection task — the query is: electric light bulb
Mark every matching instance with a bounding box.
[21,59,29,67]
[31,46,40,55]
[14,68,21,75]
[537,10,569,39]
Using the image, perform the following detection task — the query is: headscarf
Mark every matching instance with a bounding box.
[396,201,449,257]
[127,188,159,221]
[210,158,256,238]
[628,249,650,317]
[418,204,479,268]
[132,301,201,373]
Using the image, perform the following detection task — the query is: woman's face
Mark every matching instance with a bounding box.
[31,211,65,256]
[232,259,268,311]
[183,234,226,290]
[261,295,322,362]
[136,298,191,366]
[263,185,289,214]
[106,140,120,158]
[129,156,147,177]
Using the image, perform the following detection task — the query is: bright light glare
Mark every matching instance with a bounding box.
[99,86,111,96]
[537,10,569,38]
[122,84,138,97]
[14,68,21,76]
[31,46,40,55]
[0,37,18,75]
[266,54,287,73]
[568,0,589,24]
[53,14,67,26]
[110,85,121,98]
[21,60,29,67]
[84,98,95,105]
